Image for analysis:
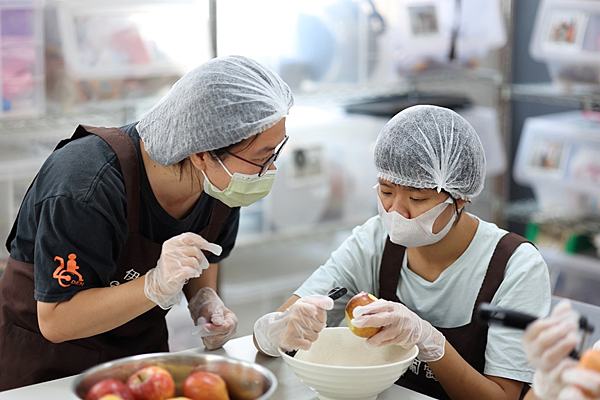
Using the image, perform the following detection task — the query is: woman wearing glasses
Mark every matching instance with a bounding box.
[0,55,293,390]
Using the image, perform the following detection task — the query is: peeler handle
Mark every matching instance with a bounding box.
[477,303,537,329]
[285,287,348,358]
[476,302,594,359]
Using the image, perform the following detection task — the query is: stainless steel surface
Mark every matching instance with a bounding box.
[71,352,277,400]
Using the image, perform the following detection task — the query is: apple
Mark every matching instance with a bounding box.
[99,396,127,400]
[85,379,133,400]
[577,348,600,397]
[126,366,175,400]
[345,291,382,338]
[183,371,229,400]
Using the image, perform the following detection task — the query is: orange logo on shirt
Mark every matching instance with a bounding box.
[53,254,84,287]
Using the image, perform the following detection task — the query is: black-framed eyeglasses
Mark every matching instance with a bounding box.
[224,135,289,177]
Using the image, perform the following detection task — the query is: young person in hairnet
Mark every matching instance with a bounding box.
[0,55,293,390]
[254,105,551,400]
[521,301,600,400]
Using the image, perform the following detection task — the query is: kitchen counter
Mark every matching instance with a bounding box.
[0,334,434,400]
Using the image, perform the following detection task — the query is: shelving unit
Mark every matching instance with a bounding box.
[511,82,600,109]
[508,86,600,306]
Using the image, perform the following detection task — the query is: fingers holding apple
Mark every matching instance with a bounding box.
[183,371,229,400]
[125,366,175,400]
[345,292,382,338]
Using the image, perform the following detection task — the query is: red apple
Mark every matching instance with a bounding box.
[183,371,229,400]
[345,292,382,338]
[99,396,127,400]
[126,366,175,400]
[85,379,133,400]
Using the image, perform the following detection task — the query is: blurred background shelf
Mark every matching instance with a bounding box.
[511,83,600,109]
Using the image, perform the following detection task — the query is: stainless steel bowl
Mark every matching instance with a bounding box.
[71,352,277,400]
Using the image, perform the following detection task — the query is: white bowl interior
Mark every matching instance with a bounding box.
[279,327,418,400]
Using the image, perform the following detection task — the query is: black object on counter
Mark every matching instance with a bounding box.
[285,287,348,358]
[344,93,472,118]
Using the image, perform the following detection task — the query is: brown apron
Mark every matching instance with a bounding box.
[0,125,231,391]
[379,232,530,400]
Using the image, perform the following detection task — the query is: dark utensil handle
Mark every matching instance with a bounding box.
[476,302,593,359]
[285,287,348,357]
[477,303,537,329]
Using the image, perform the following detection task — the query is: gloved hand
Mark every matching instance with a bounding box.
[351,299,445,362]
[557,340,600,400]
[188,287,238,350]
[253,295,334,357]
[145,232,222,310]
[522,300,580,400]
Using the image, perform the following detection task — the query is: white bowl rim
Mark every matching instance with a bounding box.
[278,327,419,371]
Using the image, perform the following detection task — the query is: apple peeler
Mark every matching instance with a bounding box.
[285,286,348,358]
[476,302,594,359]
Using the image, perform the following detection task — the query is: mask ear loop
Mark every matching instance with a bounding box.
[214,154,234,177]
[440,189,465,226]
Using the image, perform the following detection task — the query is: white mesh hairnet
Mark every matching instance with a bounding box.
[137,55,294,166]
[374,105,486,201]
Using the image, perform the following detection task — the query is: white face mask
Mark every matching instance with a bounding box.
[376,185,456,248]
[202,158,276,208]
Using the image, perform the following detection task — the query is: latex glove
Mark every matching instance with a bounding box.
[145,232,222,310]
[188,287,238,350]
[253,295,334,357]
[557,340,600,400]
[522,300,580,400]
[351,299,445,362]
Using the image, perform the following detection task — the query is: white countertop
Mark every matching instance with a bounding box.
[0,335,433,400]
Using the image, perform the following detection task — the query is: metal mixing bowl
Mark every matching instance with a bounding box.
[71,352,277,400]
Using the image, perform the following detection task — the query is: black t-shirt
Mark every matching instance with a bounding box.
[7,122,240,303]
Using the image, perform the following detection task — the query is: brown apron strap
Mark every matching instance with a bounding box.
[378,237,404,302]
[471,232,532,320]
[77,125,141,233]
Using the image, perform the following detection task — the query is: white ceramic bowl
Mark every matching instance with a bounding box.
[279,327,418,400]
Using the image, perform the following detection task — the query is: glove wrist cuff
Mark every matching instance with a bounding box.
[416,327,446,362]
[144,269,181,310]
[254,313,283,357]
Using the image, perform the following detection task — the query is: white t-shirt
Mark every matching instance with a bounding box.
[295,214,551,383]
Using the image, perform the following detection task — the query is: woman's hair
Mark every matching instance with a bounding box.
[175,135,260,183]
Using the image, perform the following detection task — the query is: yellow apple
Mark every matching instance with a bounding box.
[577,349,600,397]
[345,292,382,338]
[183,371,229,400]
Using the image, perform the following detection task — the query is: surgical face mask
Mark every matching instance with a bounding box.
[202,157,276,208]
[376,186,456,248]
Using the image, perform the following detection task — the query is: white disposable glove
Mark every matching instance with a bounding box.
[557,340,600,400]
[188,287,238,350]
[253,295,334,357]
[145,232,222,310]
[351,299,445,362]
[522,300,580,400]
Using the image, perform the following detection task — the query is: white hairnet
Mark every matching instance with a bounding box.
[374,105,486,201]
[137,55,294,166]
